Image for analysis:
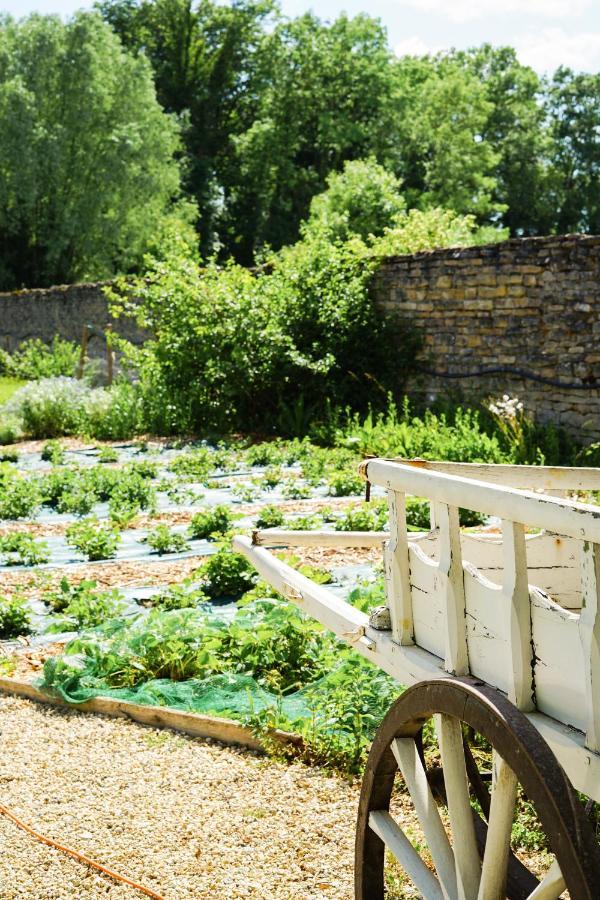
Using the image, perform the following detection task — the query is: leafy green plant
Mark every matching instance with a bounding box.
[43,577,96,613]
[335,501,388,532]
[0,593,32,638]
[255,505,285,529]
[169,448,213,482]
[147,580,208,611]
[3,337,80,380]
[0,469,41,519]
[327,469,364,497]
[200,548,255,599]
[41,440,65,465]
[98,446,119,463]
[48,586,126,631]
[281,478,311,499]
[65,517,121,560]
[0,447,18,463]
[144,524,189,555]
[188,504,234,540]
[231,482,259,501]
[288,513,323,531]
[0,532,50,566]
[262,466,284,489]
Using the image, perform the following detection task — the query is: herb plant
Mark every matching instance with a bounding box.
[144,525,189,555]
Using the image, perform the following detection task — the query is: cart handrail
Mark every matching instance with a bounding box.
[383,458,600,492]
[361,458,600,544]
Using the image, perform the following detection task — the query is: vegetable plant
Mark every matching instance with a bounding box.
[98,447,119,463]
[144,525,188,555]
[0,532,50,566]
[255,505,285,529]
[327,469,364,497]
[0,593,32,638]
[188,505,233,539]
[41,440,65,465]
[200,548,255,599]
[65,517,121,560]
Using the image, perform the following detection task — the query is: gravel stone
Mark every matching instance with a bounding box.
[0,697,360,898]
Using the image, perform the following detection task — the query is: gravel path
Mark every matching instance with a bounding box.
[0,697,360,899]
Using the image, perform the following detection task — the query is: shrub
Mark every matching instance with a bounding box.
[0,593,32,638]
[200,548,255,599]
[4,377,90,438]
[3,337,79,380]
[84,382,142,440]
[188,505,233,540]
[0,532,50,566]
[169,448,213,481]
[65,517,121,560]
[144,525,188,555]
[255,505,285,529]
[0,448,18,463]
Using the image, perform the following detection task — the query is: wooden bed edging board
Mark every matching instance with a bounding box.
[0,677,302,753]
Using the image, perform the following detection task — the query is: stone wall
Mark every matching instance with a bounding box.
[0,281,146,360]
[374,235,600,439]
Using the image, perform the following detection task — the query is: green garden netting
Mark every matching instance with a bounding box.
[37,602,400,737]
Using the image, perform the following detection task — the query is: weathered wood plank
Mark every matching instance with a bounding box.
[384,491,414,645]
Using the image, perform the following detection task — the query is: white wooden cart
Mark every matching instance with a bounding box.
[234,459,600,899]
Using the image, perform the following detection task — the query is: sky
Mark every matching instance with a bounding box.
[2,0,600,74]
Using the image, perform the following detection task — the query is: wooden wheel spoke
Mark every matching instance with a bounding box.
[368,810,445,900]
[526,859,566,900]
[391,737,458,900]
[477,751,518,900]
[435,714,482,899]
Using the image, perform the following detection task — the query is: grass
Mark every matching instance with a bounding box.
[0,377,26,405]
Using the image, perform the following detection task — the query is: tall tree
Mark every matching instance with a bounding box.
[544,67,600,234]
[97,0,275,257]
[392,55,501,221]
[447,45,547,234]
[0,12,183,289]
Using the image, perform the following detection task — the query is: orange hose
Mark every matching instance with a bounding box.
[0,803,164,899]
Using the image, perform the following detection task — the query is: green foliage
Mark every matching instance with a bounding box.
[335,500,388,532]
[200,548,255,599]
[41,440,65,465]
[169,448,213,482]
[304,158,406,243]
[144,524,188,555]
[147,580,208,611]
[188,505,233,540]
[65,517,121,560]
[341,400,504,462]
[288,514,322,531]
[107,227,421,433]
[0,532,50,566]
[98,447,119,463]
[0,447,18,463]
[0,467,41,519]
[255,505,285,529]
[4,377,90,438]
[327,469,364,497]
[0,338,80,380]
[47,583,125,630]
[0,593,31,638]
[43,577,96,613]
[281,478,311,500]
[0,11,185,289]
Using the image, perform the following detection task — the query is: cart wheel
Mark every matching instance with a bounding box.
[355,677,600,900]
